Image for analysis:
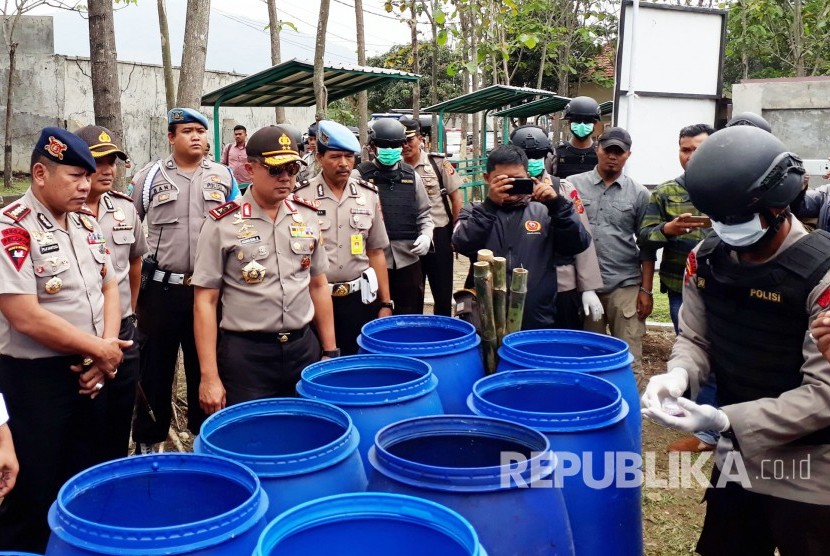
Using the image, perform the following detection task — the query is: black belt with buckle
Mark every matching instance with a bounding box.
[222,325,309,344]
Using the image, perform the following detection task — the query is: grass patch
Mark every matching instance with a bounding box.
[1,176,31,197]
[650,278,671,324]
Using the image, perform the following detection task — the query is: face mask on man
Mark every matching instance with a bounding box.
[570,122,594,139]
[376,147,403,166]
[711,214,768,247]
[527,158,545,178]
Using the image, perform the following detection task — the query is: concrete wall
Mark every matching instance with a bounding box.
[0,16,314,175]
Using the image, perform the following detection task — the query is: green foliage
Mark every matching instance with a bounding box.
[327,98,359,127]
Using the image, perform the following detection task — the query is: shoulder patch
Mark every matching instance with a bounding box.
[108,190,133,202]
[294,179,311,192]
[77,205,95,216]
[290,194,317,211]
[2,203,30,222]
[568,188,584,214]
[684,250,697,287]
[208,200,240,220]
[817,287,830,309]
[356,179,377,193]
[442,158,456,175]
[428,152,447,158]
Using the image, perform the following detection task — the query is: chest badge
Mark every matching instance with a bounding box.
[113,208,126,222]
[45,276,63,294]
[241,260,266,284]
[355,196,366,206]
[524,220,542,233]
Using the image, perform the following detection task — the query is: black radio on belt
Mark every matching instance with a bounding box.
[140,228,163,291]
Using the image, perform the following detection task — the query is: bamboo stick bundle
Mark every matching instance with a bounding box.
[474,261,498,374]
[506,267,529,334]
[492,257,507,345]
[477,249,494,264]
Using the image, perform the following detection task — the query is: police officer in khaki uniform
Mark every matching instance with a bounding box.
[192,126,338,413]
[129,108,239,453]
[296,120,393,355]
[400,116,463,317]
[0,128,130,551]
[75,125,148,460]
[299,122,321,181]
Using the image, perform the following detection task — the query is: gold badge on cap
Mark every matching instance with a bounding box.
[45,136,68,160]
[279,133,292,147]
[45,276,63,294]
[98,131,111,142]
[241,260,266,284]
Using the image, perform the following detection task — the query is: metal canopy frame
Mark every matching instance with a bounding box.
[492,96,615,118]
[423,85,556,152]
[200,58,420,162]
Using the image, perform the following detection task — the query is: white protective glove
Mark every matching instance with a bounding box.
[641,367,689,411]
[642,397,730,434]
[411,234,431,256]
[581,290,604,322]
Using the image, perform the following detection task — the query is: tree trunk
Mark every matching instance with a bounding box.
[88,0,123,143]
[3,40,16,189]
[354,0,368,145]
[267,0,286,123]
[793,0,805,77]
[410,2,420,119]
[177,0,211,109]
[313,0,330,120]
[458,8,469,160]
[157,0,176,111]
[428,0,438,147]
[468,7,480,159]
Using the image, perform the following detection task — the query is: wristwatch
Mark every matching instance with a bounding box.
[380,300,395,310]
[322,348,341,358]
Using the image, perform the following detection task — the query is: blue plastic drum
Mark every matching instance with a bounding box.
[368,415,575,556]
[46,453,268,555]
[297,354,443,467]
[357,315,485,413]
[468,370,642,556]
[255,493,488,555]
[194,398,366,520]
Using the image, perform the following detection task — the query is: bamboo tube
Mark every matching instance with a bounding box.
[506,267,529,334]
[474,261,498,374]
[492,257,507,345]
[477,249,494,263]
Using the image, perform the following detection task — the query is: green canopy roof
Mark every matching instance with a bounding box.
[201,59,420,108]
[492,95,573,117]
[599,100,614,115]
[424,85,555,114]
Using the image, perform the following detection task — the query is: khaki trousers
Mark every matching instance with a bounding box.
[583,284,645,373]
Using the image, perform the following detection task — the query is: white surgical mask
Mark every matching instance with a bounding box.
[711,214,768,247]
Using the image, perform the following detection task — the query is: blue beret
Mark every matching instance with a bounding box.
[35,127,96,173]
[317,120,361,153]
[167,107,209,128]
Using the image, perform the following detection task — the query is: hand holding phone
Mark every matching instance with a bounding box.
[509,178,535,195]
[678,215,712,227]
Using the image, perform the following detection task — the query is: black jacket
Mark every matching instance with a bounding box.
[452,196,590,329]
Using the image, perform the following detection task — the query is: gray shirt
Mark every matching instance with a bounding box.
[569,168,651,293]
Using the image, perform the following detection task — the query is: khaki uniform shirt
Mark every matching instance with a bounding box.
[297,174,389,284]
[672,218,830,504]
[540,171,603,293]
[91,191,148,319]
[130,155,235,274]
[410,150,463,229]
[191,189,328,332]
[0,189,114,359]
[300,151,321,182]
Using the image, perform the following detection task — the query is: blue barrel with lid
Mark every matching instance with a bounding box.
[46,453,268,555]
[357,315,484,413]
[368,415,574,555]
[297,354,443,467]
[255,492,488,556]
[194,398,366,520]
[468,369,642,556]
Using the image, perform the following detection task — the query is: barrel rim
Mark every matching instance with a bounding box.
[498,329,634,371]
[255,492,484,556]
[195,398,360,477]
[368,414,553,492]
[468,369,629,432]
[47,453,268,553]
[297,354,439,406]
[357,315,481,356]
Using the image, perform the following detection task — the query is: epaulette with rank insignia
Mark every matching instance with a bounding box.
[428,152,447,158]
[108,190,134,202]
[77,205,95,216]
[356,179,377,193]
[2,203,30,222]
[208,200,240,220]
[294,179,311,192]
[290,194,317,210]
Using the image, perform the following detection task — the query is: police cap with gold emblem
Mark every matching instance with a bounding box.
[74,125,128,161]
[34,126,96,174]
[247,125,306,167]
[167,107,209,129]
[317,120,361,153]
[399,116,420,138]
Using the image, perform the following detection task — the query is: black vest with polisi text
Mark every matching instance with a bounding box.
[554,142,598,179]
[695,230,830,445]
[357,161,419,240]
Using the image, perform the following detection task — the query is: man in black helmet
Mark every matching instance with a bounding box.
[725,111,772,133]
[642,125,830,555]
[355,118,433,314]
[548,96,602,179]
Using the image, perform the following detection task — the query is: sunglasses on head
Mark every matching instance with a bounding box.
[260,161,301,177]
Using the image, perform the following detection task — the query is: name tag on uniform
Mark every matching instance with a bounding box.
[351,234,364,255]
[240,236,262,245]
[350,208,371,216]
[40,243,59,254]
[290,225,314,238]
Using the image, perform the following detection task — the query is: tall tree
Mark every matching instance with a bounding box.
[157,0,175,111]
[408,2,420,118]
[313,0,330,119]
[177,0,211,109]
[267,0,286,123]
[354,0,368,146]
[87,0,123,144]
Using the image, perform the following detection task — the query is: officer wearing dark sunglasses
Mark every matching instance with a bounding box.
[191,126,338,413]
